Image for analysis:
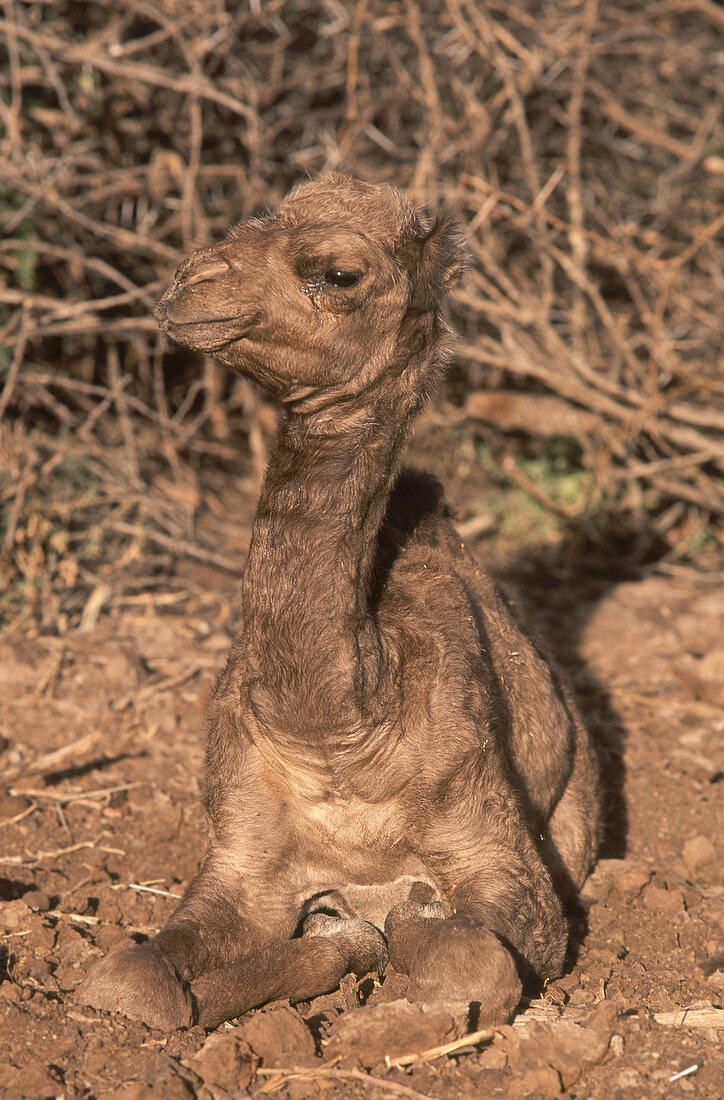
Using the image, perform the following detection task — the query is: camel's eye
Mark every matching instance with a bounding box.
[323,269,360,289]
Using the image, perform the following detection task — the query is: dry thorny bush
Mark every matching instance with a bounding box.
[0,0,722,634]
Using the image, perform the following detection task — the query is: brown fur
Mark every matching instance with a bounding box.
[77,176,601,1030]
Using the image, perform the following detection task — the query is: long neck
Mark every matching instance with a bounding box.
[239,383,420,749]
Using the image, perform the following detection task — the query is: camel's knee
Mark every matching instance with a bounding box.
[76,942,194,1030]
[388,913,523,1023]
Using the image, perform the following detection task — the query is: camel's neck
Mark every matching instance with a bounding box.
[239,387,416,750]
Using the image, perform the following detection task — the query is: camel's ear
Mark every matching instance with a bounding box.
[408,211,469,310]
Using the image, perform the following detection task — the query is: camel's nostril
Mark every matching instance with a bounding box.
[177,259,231,289]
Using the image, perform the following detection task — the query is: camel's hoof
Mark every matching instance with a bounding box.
[302,913,389,978]
[405,919,522,1023]
[76,942,194,1030]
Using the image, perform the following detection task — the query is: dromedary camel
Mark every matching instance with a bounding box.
[78,175,601,1030]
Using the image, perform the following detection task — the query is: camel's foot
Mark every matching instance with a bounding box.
[301,912,389,977]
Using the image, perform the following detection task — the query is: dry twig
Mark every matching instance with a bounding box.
[256,1066,436,1100]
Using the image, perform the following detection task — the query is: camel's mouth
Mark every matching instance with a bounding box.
[156,303,261,352]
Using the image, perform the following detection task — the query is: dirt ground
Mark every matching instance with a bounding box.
[1,442,723,1100]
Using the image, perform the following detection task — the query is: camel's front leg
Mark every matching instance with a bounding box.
[77,855,390,1030]
[192,913,388,1029]
[385,903,524,1022]
[76,853,296,1029]
[385,792,568,1024]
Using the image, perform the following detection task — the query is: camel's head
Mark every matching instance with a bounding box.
[155,176,467,403]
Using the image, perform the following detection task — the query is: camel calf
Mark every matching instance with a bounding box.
[78,175,601,1029]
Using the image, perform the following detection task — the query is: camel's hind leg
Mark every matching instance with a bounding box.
[543,727,602,895]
